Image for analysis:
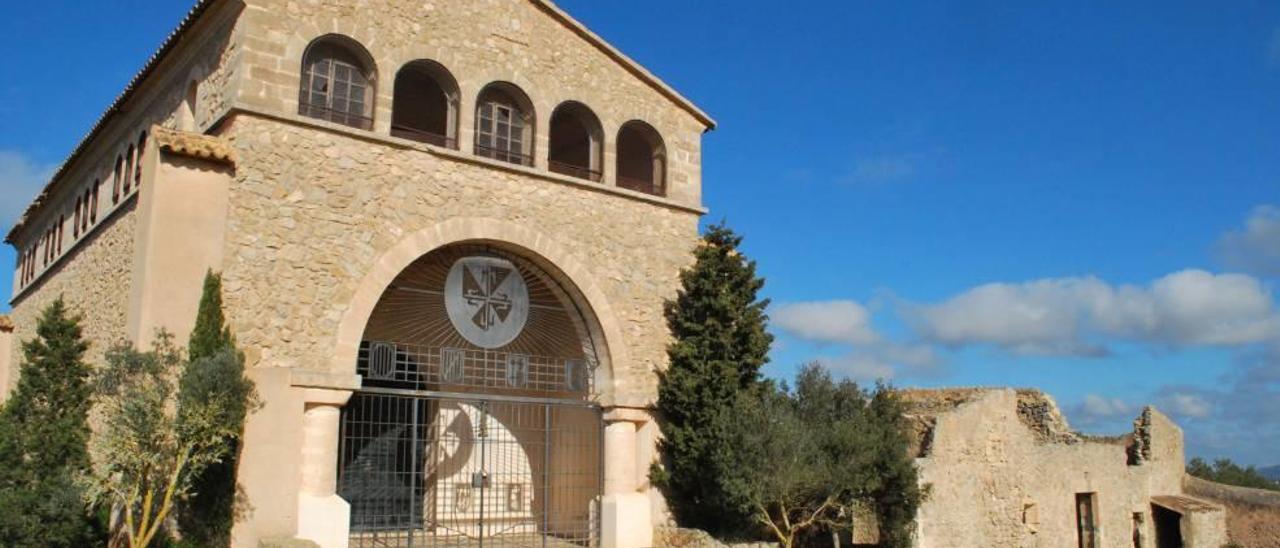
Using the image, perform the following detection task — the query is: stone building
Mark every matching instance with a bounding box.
[901,388,1229,547]
[2,1,713,546]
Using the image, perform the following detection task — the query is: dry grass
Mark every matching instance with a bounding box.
[1221,500,1280,547]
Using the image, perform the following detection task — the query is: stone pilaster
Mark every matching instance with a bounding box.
[295,388,353,548]
[601,407,654,548]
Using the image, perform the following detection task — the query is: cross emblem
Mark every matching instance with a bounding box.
[461,263,515,331]
[445,256,529,349]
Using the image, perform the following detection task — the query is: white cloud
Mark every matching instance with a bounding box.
[0,150,55,228]
[772,299,940,381]
[1217,205,1280,277]
[903,270,1280,356]
[812,341,940,383]
[814,354,896,381]
[772,300,879,345]
[1081,394,1133,418]
[1158,391,1213,419]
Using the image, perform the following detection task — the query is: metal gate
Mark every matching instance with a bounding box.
[339,390,602,547]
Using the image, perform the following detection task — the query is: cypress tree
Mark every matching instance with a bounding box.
[653,223,773,535]
[188,269,234,361]
[177,271,252,547]
[0,298,99,546]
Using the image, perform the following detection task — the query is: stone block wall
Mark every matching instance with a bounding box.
[4,206,139,395]
[228,0,709,208]
[907,389,1215,547]
[4,2,243,393]
[217,112,700,406]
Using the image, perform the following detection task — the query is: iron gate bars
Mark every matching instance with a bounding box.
[339,390,603,548]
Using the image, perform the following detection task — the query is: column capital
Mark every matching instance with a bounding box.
[301,388,353,407]
[290,368,362,392]
[603,405,652,424]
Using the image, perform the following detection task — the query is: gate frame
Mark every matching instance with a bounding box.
[339,386,606,548]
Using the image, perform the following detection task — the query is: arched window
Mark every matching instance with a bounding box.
[90,180,99,224]
[123,145,136,195]
[81,188,91,232]
[74,196,82,238]
[390,60,459,148]
[474,82,535,166]
[181,82,198,131]
[134,132,147,188]
[112,155,124,204]
[298,35,376,129]
[615,120,666,196]
[548,101,603,182]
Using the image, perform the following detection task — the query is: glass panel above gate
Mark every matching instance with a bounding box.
[359,244,598,400]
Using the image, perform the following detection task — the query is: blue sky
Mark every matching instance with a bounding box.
[2,1,1278,465]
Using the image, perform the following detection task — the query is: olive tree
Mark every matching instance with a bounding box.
[730,364,925,548]
[83,333,254,548]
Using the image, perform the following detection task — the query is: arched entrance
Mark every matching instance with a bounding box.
[339,243,603,547]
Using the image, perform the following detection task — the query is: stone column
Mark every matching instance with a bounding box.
[601,409,653,548]
[296,388,353,548]
[604,420,638,495]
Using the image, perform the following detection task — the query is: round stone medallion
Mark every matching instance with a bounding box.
[444,256,529,349]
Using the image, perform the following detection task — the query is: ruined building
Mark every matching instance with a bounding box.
[2,0,711,546]
[901,388,1229,547]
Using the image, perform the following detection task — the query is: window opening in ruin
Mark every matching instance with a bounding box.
[1076,492,1099,548]
[1131,511,1145,548]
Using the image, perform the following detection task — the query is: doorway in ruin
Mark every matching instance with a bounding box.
[1076,493,1099,548]
[1152,503,1184,548]
[339,244,604,547]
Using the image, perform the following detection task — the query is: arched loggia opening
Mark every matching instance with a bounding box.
[615,120,666,196]
[339,243,603,546]
[548,101,603,182]
[391,60,460,148]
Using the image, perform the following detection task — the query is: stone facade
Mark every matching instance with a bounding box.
[5,204,139,380]
[219,113,699,406]
[5,2,709,547]
[903,388,1227,547]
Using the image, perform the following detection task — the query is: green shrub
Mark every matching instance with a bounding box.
[0,298,101,546]
[653,224,773,536]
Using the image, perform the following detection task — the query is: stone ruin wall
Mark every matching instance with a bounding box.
[1184,475,1280,546]
[905,388,1189,547]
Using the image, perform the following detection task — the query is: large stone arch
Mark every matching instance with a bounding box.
[332,217,628,405]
